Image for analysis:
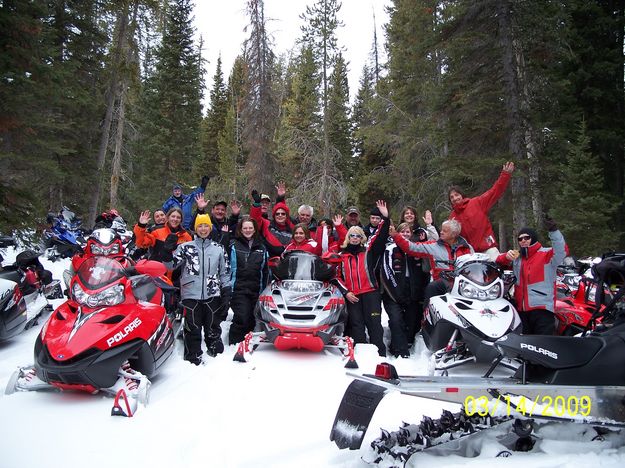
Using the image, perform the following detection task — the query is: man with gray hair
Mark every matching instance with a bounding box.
[390,219,474,305]
[296,204,317,233]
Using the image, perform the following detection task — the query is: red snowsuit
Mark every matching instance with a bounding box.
[448,169,511,252]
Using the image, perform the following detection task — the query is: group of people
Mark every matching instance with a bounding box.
[128,162,566,365]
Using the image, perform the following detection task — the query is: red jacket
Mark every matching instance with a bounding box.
[448,170,511,252]
[284,223,348,256]
[250,202,294,254]
[324,218,389,296]
[496,230,566,312]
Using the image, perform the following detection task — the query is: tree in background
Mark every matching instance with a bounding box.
[551,121,618,255]
[241,0,278,195]
[200,55,228,176]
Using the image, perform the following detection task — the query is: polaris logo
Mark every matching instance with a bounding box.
[520,343,558,359]
[106,318,142,347]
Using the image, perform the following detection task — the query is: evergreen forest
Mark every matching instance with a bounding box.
[1,0,624,256]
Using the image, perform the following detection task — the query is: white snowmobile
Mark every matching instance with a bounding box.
[423,253,521,373]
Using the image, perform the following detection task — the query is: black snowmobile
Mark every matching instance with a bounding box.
[330,253,625,463]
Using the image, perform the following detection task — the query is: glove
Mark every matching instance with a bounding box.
[220,287,232,312]
[163,233,178,251]
[543,216,558,232]
[200,175,209,189]
[251,189,261,204]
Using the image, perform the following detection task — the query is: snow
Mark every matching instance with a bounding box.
[1,247,625,468]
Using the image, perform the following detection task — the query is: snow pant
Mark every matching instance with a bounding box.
[424,279,452,307]
[182,298,224,363]
[346,290,386,356]
[382,295,423,357]
[519,309,556,335]
[228,292,259,345]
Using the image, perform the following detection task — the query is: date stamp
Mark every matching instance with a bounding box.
[464,394,592,418]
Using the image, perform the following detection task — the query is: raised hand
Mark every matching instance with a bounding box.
[503,161,515,173]
[230,200,241,216]
[422,210,433,226]
[376,200,388,218]
[275,181,286,198]
[139,210,151,224]
[251,189,261,204]
[195,193,209,211]
[332,214,344,226]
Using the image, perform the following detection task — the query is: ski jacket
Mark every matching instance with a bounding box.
[392,234,474,280]
[448,169,511,252]
[496,230,566,312]
[167,236,230,301]
[325,217,389,296]
[229,237,268,296]
[250,202,294,255]
[284,238,320,255]
[162,185,204,230]
[380,242,430,304]
[133,223,192,261]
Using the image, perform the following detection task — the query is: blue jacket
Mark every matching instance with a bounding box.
[162,186,204,230]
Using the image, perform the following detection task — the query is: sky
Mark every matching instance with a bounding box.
[193,0,392,109]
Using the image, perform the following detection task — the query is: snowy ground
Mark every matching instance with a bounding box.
[1,247,625,468]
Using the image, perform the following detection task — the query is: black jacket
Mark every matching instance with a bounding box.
[380,242,430,304]
[229,236,269,296]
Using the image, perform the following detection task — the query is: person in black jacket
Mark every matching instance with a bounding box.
[380,222,431,357]
[228,216,269,345]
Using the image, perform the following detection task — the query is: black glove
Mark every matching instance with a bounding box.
[251,189,261,204]
[200,175,209,189]
[163,233,178,251]
[543,216,558,232]
[220,287,232,310]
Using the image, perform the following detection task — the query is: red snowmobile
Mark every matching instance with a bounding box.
[5,255,176,417]
[233,251,357,367]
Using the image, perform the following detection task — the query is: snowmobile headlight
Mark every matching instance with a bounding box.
[72,283,124,307]
[108,243,120,255]
[90,244,105,255]
[459,280,501,300]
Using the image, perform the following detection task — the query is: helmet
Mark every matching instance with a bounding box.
[84,228,124,257]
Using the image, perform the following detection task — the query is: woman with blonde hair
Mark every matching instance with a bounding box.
[325,200,390,356]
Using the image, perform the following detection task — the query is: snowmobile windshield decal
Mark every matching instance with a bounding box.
[520,343,558,359]
[288,293,318,305]
[106,317,142,347]
[68,307,102,342]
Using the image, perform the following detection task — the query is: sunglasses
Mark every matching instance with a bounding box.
[275,212,287,216]
[518,235,531,241]
[349,234,363,239]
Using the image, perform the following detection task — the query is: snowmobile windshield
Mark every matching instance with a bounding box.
[76,256,125,290]
[61,208,76,223]
[271,251,334,282]
[457,262,500,286]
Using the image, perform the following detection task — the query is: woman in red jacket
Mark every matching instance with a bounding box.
[325,200,389,356]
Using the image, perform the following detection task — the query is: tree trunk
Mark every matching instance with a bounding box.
[497,0,528,233]
[109,87,126,208]
[87,3,130,227]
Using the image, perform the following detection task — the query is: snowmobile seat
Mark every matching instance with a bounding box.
[15,250,43,269]
[495,333,603,369]
[0,267,21,284]
[130,275,158,303]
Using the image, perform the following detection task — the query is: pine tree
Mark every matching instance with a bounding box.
[201,55,228,175]
[241,0,278,194]
[327,53,352,179]
[144,0,203,186]
[550,121,618,255]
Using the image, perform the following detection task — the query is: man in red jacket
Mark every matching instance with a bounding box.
[448,161,514,260]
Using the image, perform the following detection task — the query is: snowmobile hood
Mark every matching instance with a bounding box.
[42,301,165,361]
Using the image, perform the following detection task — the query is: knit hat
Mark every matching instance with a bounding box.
[370,206,382,217]
[272,202,290,218]
[194,214,213,231]
[518,227,538,245]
